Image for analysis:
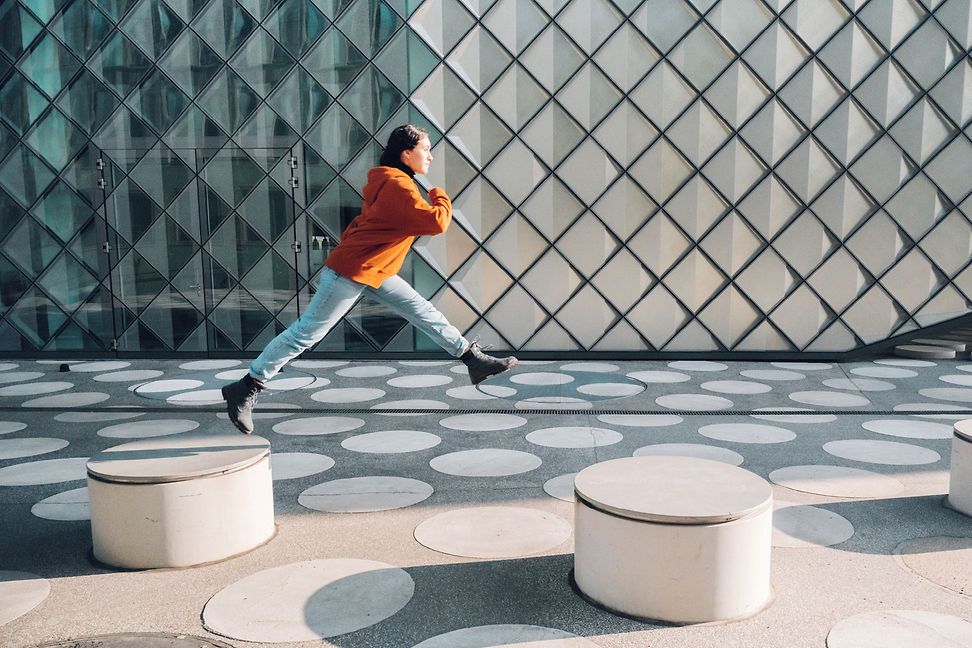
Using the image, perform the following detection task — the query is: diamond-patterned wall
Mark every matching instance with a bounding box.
[0,0,970,355]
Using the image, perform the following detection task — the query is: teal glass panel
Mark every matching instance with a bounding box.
[347,296,406,348]
[202,184,233,233]
[310,0,354,20]
[302,143,336,204]
[304,27,367,96]
[38,252,99,310]
[160,0,208,22]
[55,68,119,134]
[158,29,222,97]
[25,107,87,170]
[92,0,138,21]
[341,64,405,130]
[32,180,95,241]
[373,27,438,92]
[0,122,15,162]
[88,31,151,97]
[140,285,204,348]
[229,28,295,97]
[341,138,380,190]
[211,285,273,349]
[128,143,193,208]
[93,105,157,150]
[268,66,331,134]
[0,254,31,309]
[7,286,68,347]
[239,177,291,242]
[304,103,369,169]
[126,68,189,133]
[308,175,360,239]
[207,215,268,279]
[316,319,374,351]
[21,0,70,24]
[0,191,25,234]
[235,104,298,149]
[336,0,402,57]
[0,145,56,207]
[48,321,102,349]
[0,3,43,59]
[107,178,164,244]
[112,249,166,311]
[0,71,48,134]
[266,0,328,58]
[19,34,81,98]
[2,215,60,276]
[196,68,260,134]
[60,145,103,205]
[200,146,265,207]
[119,0,184,60]
[67,215,104,273]
[238,0,281,21]
[133,214,195,278]
[162,105,228,150]
[192,0,256,58]
[50,0,112,61]
[73,285,114,346]
[0,58,9,80]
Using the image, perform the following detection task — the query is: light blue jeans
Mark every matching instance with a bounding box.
[249,268,469,381]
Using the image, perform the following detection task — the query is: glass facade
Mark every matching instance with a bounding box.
[0,0,970,356]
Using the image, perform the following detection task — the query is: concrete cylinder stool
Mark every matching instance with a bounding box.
[87,434,274,569]
[573,456,773,624]
[949,420,972,516]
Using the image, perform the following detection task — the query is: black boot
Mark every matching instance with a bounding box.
[221,374,265,434]
[461,342,518,385]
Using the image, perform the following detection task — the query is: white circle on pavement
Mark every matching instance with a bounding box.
[894,402,971,418]
[214,369,248,380]
[54,411,143,423]
[543,473,576,501]
[633,443,744,465]
[477,385,518,398]
[939,374,972,386]
[656,394,734,410]
[68,361,131,372]
[93,370,164,383]
[0,458,89,486]
[0,571,51,626]
[771,362,833,371]
[0,372,44,384]
[342,431,441,454]
[446,385,501,400]
[0,363,16,371]
[526,426,622,448]
[439,414,527,431]
[510,372,574,385]
[575,382,645,397]
[959,364,972,373]
[414,507,571,559]
[850,366,918,379]
[165,389,224,405]
[822,378,896,392]
[23,393,110,408]
[430,449,541,477]
[270,453,335,480]
[823,439,940,465]
[31,487,89,521]
[789,391,871,407]
[98,419,200,439]
[874,358,937,367]
[0,438,69,460]
[299,476,433,512]
[596,414,683,427]
[668,361,728,371]
[559,362,618,373]
[387,374,453,388]
[311,388,386,403]
[626,370,691,383]
[0,382,73,397]
[264,375,317,391]
[135,379,203,394]
[699,423,796,444]
[740,369,805,381]
[750,407,838,423]
[399,360,453,366]
[412,625,600,648]
[826,610,972,648]
[291,360,349,369]
[372,400,450,415]
[0,421,27,435]
[918,387,972,402]
[203,559,414,642]
[335,365,397,378]
[179,360,241,370]
[769,465,904,498]
[772,500,854,548]
[272,417,365,436]
[701,380,772,394]
[514,397,592,410]
[862,419,954,439]
[217,405,302,422]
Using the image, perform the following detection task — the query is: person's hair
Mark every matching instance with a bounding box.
[379,124,428,169]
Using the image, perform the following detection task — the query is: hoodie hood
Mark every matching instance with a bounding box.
[363,166,413,206]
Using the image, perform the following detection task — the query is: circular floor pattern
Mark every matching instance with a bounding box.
[387,374,453,388]
[92,370,164,383]
[850,366,918,379]
[510,372,575,385]
[399,360,453,366]
[526,426,623,448]
[270,453,335,480]
[668,361,728,371]
[291,360,350,369]
[372,400,449,415]
[0,381,73,397]
[0,371,44,384]
[862,419,954,440]
[655,393,734,411]
[299,476,433,512]
[772,362,833,371]
[626,370,691,383]
[429,448,541,477]
[823,439,940,465]
[895,536,972,597]
[633,443,744,465]
[0,438,69,460]
[0,457,89,486]
[203,559,414,642]
[335,365,397,378]
[893,403,972,419]
[272,417,365,436]
[788,391,871,407]
[575,382,645,397]
[445,385,501,400]
[514,397,592,410]
[341,430,441,454]
[739,369,805,381]
[874,358,937,368]
[31,486,89,521]
[750,408,838,423]
[939,374,972,386]
[214,369,248,381]
[413,506,571,558]
[0,571,51,626]
[0,421,27,435]
[476,385,519,399]
[23,393,110,408]
[826,610,972,648]
[559,362,619,373]
[0,362,16,371]
[543,473,577,501]
[438,413,527,431]
[310,387,386,403]
[701,380,772,394]
[98,419,199,439]
[822,378,896,392]
[918,387,972,402]
[216,405,302,421]
[959,364,972,373]
[772,500,855,548]
[54,411,143,423]
[595,414,683,427]
[412,625,600,648]
[165,389,224,405]
[179,360,241,370]
[769,465,904,498]
[699,423,796,444]
[135,379,204,394]
[262,375,318,391]
[68,361,131,372]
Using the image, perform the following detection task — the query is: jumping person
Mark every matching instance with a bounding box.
[221,124,518,434]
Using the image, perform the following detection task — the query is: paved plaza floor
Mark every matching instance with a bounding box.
[1,356,971,647]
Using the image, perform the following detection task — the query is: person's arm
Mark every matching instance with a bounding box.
[396,178,452,235]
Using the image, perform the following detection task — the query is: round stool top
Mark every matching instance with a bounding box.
[87,434,271,484]
[574,456,773,525]
[955,420,972,443]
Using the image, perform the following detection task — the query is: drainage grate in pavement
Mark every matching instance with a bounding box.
[33,633,235,648]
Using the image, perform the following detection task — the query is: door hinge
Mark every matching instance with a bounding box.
[291,241,302,253]
[96,158,104,170]
[109,339,118,351]
[102,242,111,253]
[97,179,106,190]
[289,155,298,169]
[289,177,299,189]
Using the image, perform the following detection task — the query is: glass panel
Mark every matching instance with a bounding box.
[0,122,14,161]
[200,146,265,207]
[92,0,139,21]
[337,0,402,56]
[56,69,119,135]
[163,105,228,150]
[126,68,190,133]
[119,0,185,60]
[0,72,48,135]
[302,144,337,205]
[23,0,71,24]
[7,286,68,348]
[196,68,260,134]
[161,0,209,22]
[88,31,152,97]
[0,249,31,311]
[24,107,87,170]
[373,26,439,93]
[0,3,43,60]
[128,143,193,208]
[235,104,299,149]
[32,180,95,242]
[113,249,167,312]
[191,0,256,58]
[229,27,295,97]
[239,177,292,243]
[38,252,99,311]
[341,65,405,131]
[304,27,368,95]
[19,33,82,98]
[268,66,332,134]
[266,0,329,58]
[50,0,113,61]
[93,106,157,151]
[0,144,56,207]
[67,214,105,274]
[304,103,369,169]
[158,28,222,96]
[107,178,164,245]
[2,215,60,277]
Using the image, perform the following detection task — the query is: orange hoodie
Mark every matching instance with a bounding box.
[325,166,452,288]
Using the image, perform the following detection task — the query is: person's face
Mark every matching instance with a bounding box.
[400,135,433,175]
